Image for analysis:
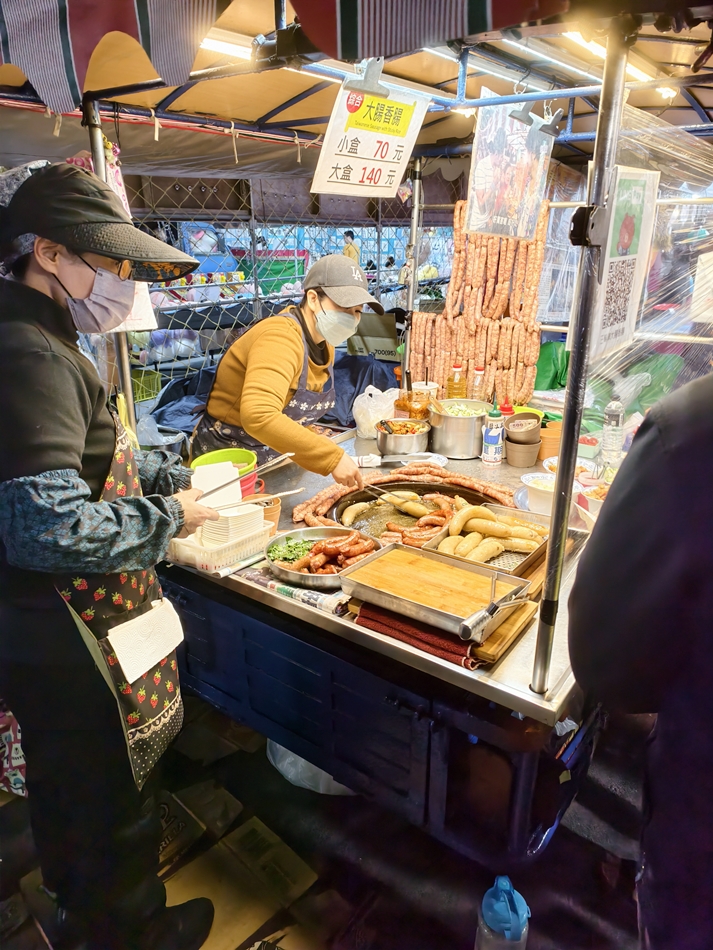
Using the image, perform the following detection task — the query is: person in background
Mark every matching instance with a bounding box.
[193,255,383,489]
[568,371,713,949]
[0,163,218,950]
[342,229,360,263]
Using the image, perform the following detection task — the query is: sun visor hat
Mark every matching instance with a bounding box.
[0,163,198,282]
[304,254,385,315]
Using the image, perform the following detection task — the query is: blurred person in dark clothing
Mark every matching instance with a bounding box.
[569,371,713,949]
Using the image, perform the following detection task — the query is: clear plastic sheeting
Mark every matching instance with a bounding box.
[538,163,586,326]
[582,105,713,433]
[568,107,713,431]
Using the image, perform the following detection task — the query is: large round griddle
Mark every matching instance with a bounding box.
[331,481,489,532]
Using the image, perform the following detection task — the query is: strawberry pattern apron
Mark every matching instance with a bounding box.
[56,417,183,788]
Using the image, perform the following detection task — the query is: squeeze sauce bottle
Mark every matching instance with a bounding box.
[481,399,504,466]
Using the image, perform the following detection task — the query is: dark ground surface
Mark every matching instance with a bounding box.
[1,711,653,950]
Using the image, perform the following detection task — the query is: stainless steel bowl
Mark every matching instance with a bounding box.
[375,421,430,456]
[429,399,490,459]
[264,527,382,590]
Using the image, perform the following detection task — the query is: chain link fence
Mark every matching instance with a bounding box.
[79,171,461,421]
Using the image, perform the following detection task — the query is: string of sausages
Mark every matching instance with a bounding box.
[409,200,549,406]
[292,463,515,526]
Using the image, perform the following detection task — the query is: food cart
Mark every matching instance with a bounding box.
[3,0,713,868]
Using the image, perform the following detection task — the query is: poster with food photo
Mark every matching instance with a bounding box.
[465,88,554,240]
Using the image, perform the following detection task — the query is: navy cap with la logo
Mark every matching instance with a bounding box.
[303,253,384,314]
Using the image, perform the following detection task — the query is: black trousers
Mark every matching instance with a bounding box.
[0,603,166,933]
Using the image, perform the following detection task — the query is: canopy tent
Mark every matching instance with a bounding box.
[2,1,713,170]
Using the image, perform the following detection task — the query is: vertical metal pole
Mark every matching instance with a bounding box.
[531,21,631,694]
[249,181,262,322]
[566,96,575,135]
[456,46,469,103]
[403,157,422,378]
[274,0,287,31]
[82,97,137,432]
[375,197,383,302]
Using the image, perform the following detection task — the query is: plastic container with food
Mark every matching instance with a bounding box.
[375,419,430,455]
[577,431,602,459]
[520,472,584,515]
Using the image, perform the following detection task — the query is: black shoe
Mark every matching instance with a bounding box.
[52,899,214,950]
[134,898,214,950]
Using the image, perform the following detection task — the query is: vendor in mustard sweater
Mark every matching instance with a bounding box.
[192,255,384,489]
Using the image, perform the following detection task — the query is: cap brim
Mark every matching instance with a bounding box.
[47,222,199,282]
[323,285,385,315]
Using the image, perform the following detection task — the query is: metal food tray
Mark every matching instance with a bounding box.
[423,505,550,577]
[339,543,530,640]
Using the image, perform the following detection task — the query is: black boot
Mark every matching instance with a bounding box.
[133,898,215,950]
[51,898,214,950]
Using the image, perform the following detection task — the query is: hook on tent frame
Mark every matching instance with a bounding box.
[510,75,534,125]
[344,57,390,99]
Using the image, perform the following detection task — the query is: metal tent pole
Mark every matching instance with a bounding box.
[82,97,137,433]
[403,157,423,378]
[531,19,632,695]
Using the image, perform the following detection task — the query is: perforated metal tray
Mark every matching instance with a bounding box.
[423,504,550,576]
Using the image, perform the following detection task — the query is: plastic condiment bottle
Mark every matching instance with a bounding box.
[446,362,467,399]
[475,876,530,949]
[481,399,504,466]
[472,366,485,401]
[500,402,514,460]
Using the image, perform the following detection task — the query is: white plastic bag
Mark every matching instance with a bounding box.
[352,386,400,439]
[266,740,355,796]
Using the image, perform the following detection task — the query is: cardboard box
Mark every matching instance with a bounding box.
[347,312,399,362]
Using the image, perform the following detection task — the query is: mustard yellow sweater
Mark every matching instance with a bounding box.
[207,314,343,476]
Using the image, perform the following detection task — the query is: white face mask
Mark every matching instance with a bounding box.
[60,265,136,334]
[316,305,360,346]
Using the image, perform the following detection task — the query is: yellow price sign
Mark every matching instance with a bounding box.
[345,94,414,137]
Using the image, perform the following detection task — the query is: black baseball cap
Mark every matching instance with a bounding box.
[304,254,384,314]
[0,163,198,282]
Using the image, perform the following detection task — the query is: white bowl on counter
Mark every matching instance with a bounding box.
[521,472,584,515]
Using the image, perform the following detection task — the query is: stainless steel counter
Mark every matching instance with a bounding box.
[191,439,584,727]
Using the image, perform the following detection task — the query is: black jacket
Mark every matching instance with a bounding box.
[569,371,713,865]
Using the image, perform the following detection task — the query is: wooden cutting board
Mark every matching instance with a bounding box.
[472,600,538,663]
[346,547,520,619]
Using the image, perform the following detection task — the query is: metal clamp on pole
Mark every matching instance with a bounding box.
[81,96,137,434]
[402,157,423,379]
[530,18,635,696]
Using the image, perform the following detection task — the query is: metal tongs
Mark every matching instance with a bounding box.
[457,575,530,644]
[362,484,414,515]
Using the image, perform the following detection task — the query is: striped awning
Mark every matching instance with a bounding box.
[0,0,227,115]
[290,0,570,61]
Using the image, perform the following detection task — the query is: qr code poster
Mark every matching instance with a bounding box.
[589,166,660,363]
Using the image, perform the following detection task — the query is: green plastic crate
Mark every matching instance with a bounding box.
[132,369,163,403]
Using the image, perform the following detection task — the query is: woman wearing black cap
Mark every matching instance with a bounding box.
[0,163,218,950]
[193,254,383,491]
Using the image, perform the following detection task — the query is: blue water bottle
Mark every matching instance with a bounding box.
[475,876,530,949]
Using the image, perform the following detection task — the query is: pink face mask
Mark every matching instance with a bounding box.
[65,267,136,334]
[54,255,136,334]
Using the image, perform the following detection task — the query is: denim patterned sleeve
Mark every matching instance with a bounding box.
[0,470,185,573]
[134,449,193,496]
